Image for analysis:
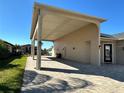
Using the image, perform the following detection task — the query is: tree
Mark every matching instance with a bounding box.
[41,48,49,55]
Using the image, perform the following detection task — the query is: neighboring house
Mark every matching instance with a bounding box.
[30,3,124,69]
[0,39,14,53]
[21,44,31,54]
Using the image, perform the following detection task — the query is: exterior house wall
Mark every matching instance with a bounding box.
[4,44,13,53]
[8,45,13,53]
[54,23,100,65]
[116,40,124,64]
[100,40,116,64]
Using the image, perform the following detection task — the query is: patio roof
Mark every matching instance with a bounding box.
[30,3,106,41]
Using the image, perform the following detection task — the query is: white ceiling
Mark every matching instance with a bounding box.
[35,14,90,41]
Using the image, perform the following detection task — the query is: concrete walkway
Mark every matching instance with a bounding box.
[21,56,124,93]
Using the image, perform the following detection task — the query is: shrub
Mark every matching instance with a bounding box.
[0,43,10,59]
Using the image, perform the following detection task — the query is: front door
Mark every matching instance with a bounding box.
[104,44,112,63]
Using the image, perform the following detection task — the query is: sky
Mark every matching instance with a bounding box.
[0,0,124,49]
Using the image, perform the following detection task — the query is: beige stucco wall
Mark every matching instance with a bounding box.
[100,40,116,64]
[116,40,124,64]
[54,23,100,65]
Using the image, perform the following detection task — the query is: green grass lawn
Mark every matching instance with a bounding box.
[0,55,27,93]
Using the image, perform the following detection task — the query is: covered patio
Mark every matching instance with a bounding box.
[30,3,105,70]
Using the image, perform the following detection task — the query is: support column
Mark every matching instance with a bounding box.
[36,11,42,70]
[97,23,101,66]
[90,23,101,66]
[31,40,33,57]
[31,40,35,59]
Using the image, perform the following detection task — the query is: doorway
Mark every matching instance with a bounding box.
[104,44,112,63]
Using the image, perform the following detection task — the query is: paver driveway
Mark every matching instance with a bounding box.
[21,56,124,93]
